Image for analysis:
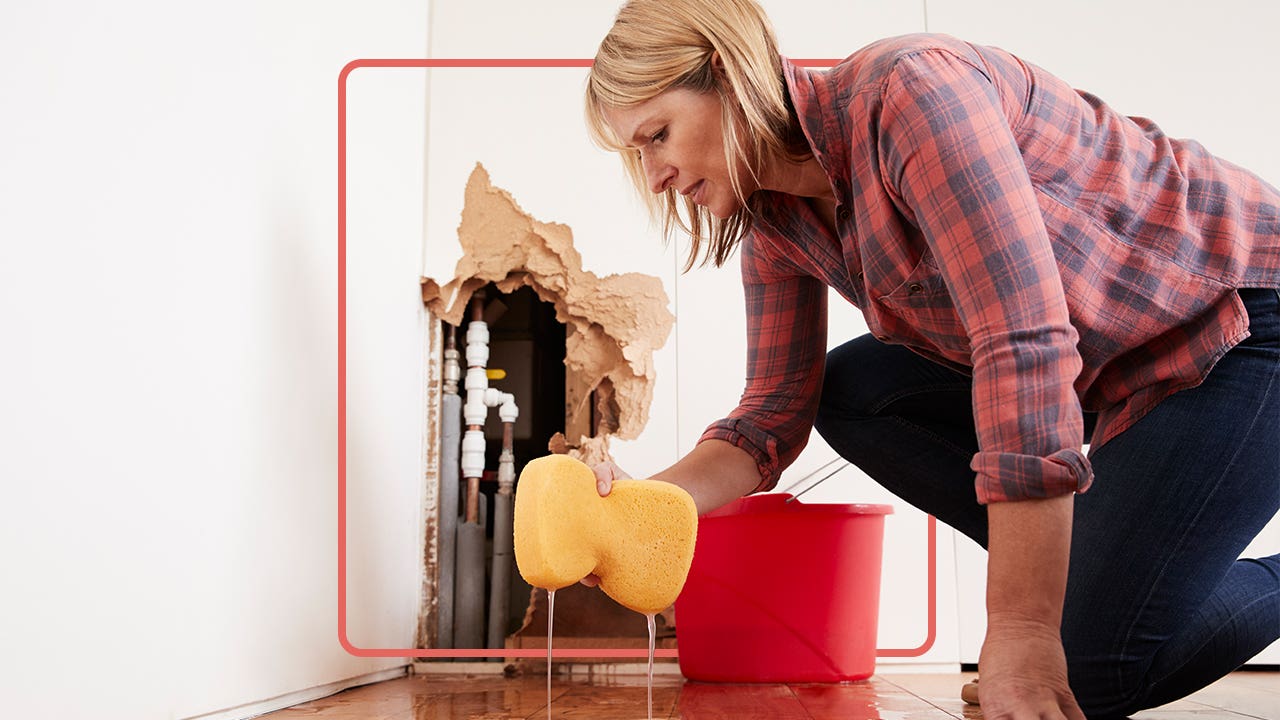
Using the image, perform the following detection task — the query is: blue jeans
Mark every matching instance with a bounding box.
[815,288,1280,718]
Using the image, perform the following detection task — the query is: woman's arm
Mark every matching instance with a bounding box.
[877,47,1091,718]
[982,494,1085,719]
[580,440,758,589]
[593,438,760,516]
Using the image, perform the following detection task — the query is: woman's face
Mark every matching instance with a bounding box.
[603,87,754,219]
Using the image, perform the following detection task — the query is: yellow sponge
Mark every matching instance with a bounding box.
[513,454,698,614]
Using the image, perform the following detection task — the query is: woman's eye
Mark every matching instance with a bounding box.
[651,128,667,143]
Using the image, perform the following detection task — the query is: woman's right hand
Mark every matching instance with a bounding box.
[579,460,633,588]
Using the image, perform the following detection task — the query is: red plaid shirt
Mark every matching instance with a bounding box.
[700,34,1280,503]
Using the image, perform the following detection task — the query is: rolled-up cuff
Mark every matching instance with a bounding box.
[971,447,1093,504]
[699,419,780,494]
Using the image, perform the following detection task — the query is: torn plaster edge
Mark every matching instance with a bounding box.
[420,164,675,456]
[415,314,443,650]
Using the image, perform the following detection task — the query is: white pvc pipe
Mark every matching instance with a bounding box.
[456,307,522,650]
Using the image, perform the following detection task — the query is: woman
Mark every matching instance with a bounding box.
[580,0,1280,717]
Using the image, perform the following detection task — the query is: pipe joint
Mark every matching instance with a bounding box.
[465,322,490,367]
[498,398,518,423]
[465,344,489,369]
[463,400,488,427]
[465,320,489,345]
[443,348,462,394]
[497,458,515,492]
[461,430,487,479]
[464,367,489,393]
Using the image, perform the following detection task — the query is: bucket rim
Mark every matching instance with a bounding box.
[701,493,894,519]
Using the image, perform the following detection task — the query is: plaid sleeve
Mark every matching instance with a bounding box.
[877,48,1092,503]
[699,231,829,493]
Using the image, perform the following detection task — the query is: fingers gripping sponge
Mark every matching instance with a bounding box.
[513,455,698,615]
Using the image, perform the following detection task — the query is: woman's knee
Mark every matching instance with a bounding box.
[1064,649,1150,719]
[816,335,974,441]
[817,335,889,425]
[1061,599,1162,718]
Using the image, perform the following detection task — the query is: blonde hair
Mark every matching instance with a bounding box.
[585,0,807,270]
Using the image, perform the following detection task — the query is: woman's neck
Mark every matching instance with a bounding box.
[758,154,834,202]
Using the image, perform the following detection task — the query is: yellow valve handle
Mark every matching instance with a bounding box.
[486,369,507,380]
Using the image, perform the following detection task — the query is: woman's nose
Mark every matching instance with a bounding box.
[643,153,675,194]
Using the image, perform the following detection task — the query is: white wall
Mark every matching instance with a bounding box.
[0,1,430,718]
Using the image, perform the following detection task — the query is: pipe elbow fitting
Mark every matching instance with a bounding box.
[498,399,519,423]
[481,388,519,422]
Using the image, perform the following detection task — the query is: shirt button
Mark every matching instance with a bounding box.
[837,207,851,221]
[907,283,924,294]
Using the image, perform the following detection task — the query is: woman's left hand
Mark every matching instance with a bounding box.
[978,616,1086,720]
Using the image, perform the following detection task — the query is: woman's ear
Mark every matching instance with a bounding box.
[708,50,732,93]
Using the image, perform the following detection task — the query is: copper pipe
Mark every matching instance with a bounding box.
[465,475,481,524]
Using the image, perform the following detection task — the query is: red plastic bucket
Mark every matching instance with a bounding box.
[675,493,892,682]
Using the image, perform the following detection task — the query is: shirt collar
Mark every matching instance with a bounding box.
[780,55,851,195]
[750,56,851,233]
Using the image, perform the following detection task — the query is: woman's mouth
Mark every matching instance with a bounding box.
[689,180,706,206]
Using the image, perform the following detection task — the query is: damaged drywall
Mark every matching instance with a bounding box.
[421,163,675,460]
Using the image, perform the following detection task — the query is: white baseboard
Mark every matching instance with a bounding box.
[409,660,959,677]
[412,660,684,677]
[412,660,508,675]
[181,665,411,720]
[873,662,963,674]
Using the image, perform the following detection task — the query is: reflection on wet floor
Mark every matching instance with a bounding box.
[257,670,1280,719]
[257,672,962,720]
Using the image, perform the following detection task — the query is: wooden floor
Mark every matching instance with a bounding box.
[257,668,1280,719]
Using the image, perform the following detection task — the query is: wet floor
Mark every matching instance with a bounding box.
[257,670,1280,719]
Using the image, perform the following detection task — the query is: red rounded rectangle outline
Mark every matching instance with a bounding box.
[338,58,934,659]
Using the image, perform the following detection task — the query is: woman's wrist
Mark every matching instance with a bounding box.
[653,439,760,515]
[985,493,1074,624]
